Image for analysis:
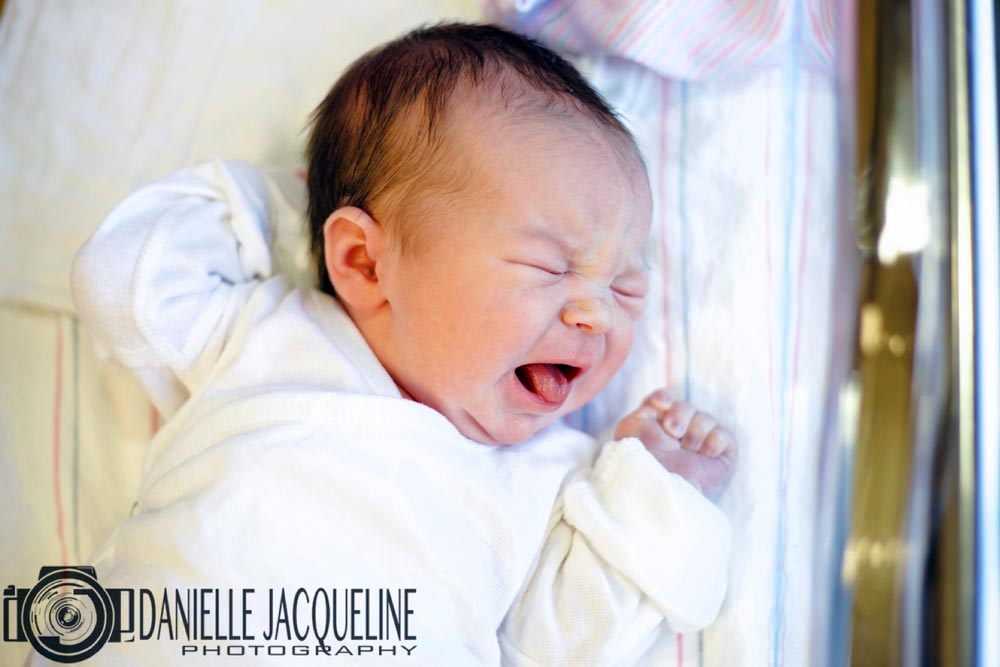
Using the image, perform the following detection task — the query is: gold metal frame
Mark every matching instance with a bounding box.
[815,0,983,664]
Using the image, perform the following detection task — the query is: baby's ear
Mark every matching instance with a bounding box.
[322,206,388,311]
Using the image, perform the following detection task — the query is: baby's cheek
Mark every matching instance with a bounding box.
[610,322,636,367]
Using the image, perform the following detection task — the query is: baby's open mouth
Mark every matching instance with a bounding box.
[515,363,581,404]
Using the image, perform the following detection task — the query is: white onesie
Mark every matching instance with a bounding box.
[64,159,730,666]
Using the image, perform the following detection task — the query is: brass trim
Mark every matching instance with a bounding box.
[942,0,978,664]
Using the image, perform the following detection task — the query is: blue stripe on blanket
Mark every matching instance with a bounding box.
[772,10,803,662]
[677,79,704,667]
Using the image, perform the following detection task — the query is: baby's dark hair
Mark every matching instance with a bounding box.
[307,22,640,295]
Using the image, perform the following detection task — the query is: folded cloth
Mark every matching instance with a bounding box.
[487,0,836,79]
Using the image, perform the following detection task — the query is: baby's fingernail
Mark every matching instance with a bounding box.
[662,417,683,438]
[650,397,672,412]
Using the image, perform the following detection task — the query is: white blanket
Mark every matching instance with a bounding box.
[44,160,730,665]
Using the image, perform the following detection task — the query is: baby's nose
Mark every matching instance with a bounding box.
[561,295,614,334]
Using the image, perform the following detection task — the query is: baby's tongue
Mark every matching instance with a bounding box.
[517,363,569,404]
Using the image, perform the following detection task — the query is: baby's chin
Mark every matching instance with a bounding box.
[403,378,596,445]
[453,409,561,446]
[451,386,604,445]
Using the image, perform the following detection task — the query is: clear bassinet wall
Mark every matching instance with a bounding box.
[811,0,998,665]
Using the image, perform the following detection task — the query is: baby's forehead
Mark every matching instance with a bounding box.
[389,75,650,251]
[439,84,646,178]
[435,94,650,233]
[445,77,616,140]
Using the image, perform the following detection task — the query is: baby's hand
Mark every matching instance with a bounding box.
[614,389,737,497]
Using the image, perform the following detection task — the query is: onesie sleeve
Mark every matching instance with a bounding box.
[498,438,731,666]
[71,159,279,417]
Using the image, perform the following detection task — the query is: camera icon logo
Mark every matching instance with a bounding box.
[4,566,118,663]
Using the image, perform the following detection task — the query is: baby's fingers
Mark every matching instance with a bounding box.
[614,405,681,451]
[702,425,737,459]
[659,400,696,440]
[680,411,718,454]
[644,388,674,412]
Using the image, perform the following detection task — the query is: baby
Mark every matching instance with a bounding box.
[69,23,734,666]
[306,22,735,490]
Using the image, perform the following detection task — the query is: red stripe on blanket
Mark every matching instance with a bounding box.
[739,12,787,78]
[617,1,669,57]
[806,0,832,63]
[638,1,727,67]
[605,0,649,47]
[690,0,768,70]
[52,314,68,566]
[151,404,160,436]
[548,8,583,56]
[659,78,673,386]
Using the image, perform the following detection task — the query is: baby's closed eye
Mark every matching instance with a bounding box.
[506,258,567,276]
[611,271,649,298]
[534,264,568,277]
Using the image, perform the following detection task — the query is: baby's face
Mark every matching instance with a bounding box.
[373,105,651,445]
